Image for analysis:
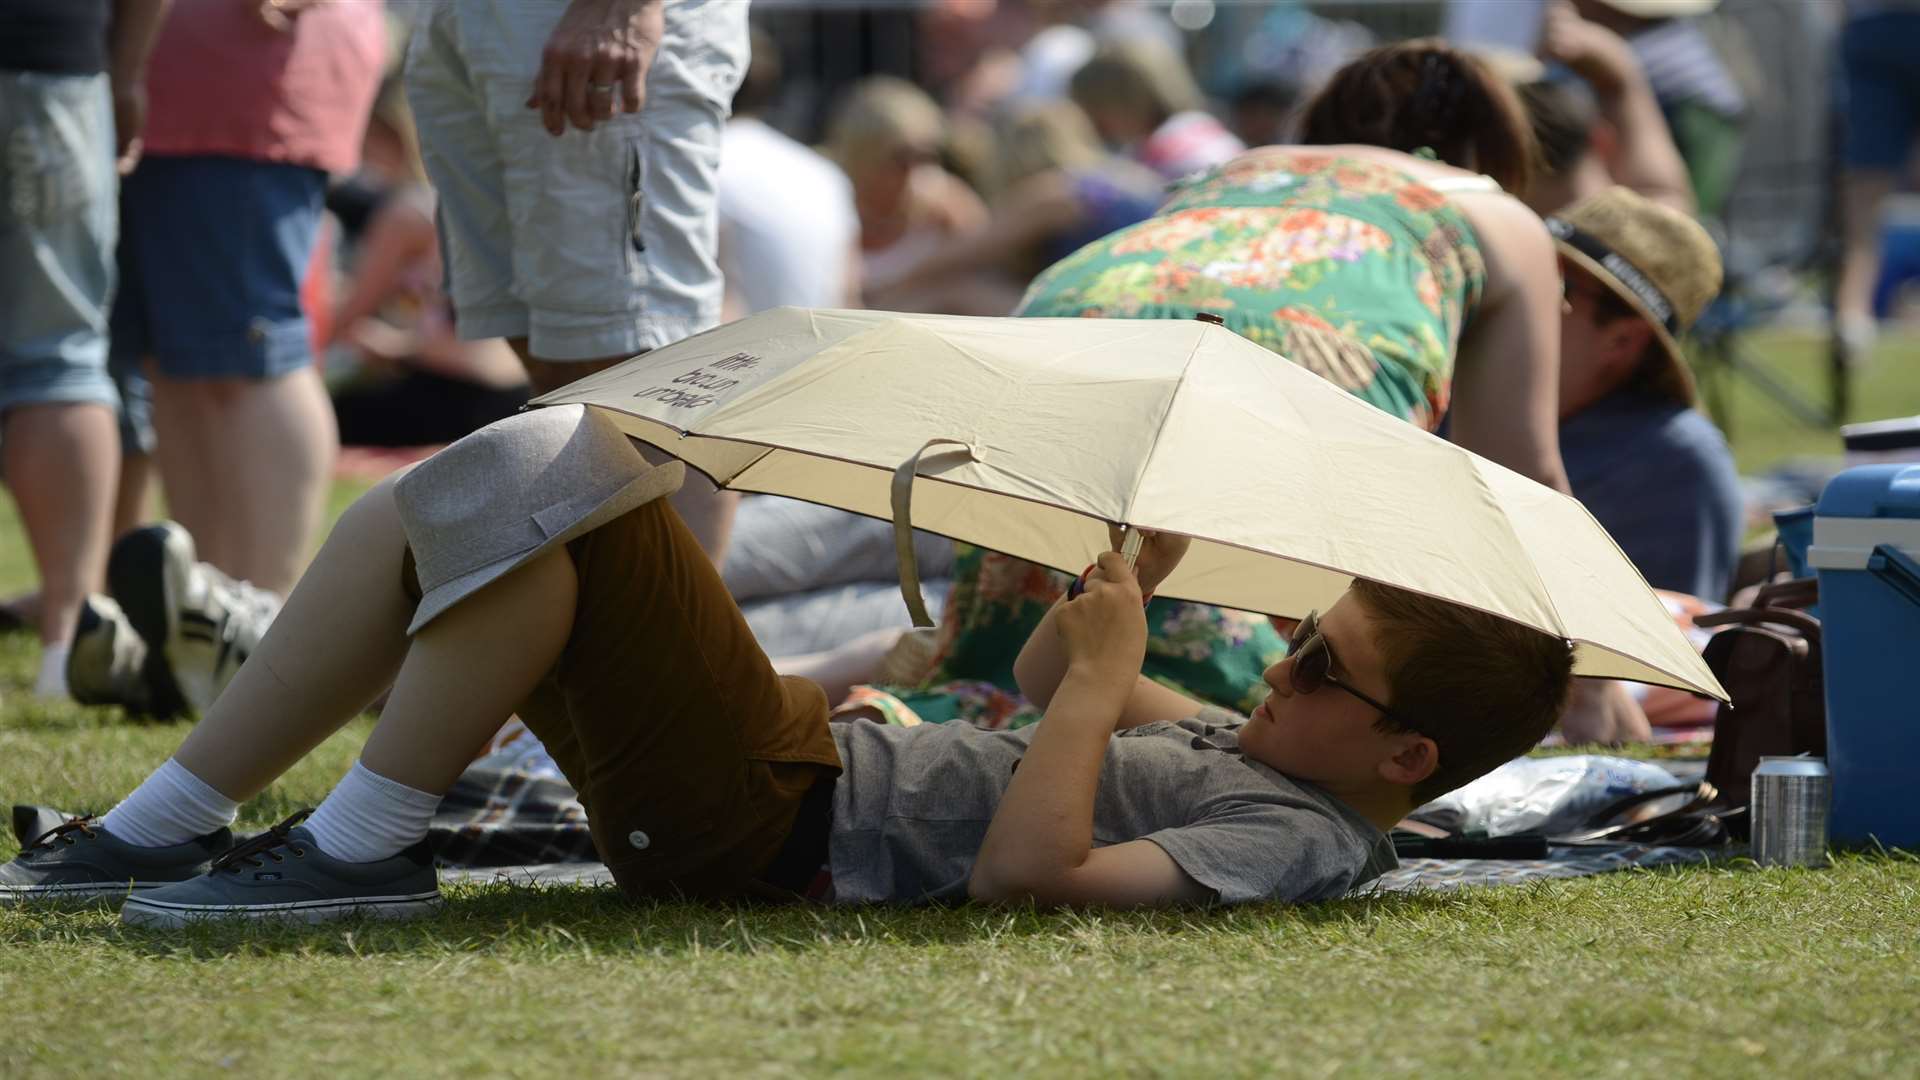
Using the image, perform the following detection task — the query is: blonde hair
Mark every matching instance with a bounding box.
[823,76,946,175]
[989,101,1106,195]
[1069,39,1204,127]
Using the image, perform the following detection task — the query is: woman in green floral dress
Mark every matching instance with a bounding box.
[853,42,1576,731]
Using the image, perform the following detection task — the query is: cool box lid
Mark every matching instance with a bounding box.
[1810,464,1920,571]
[1814,463,1920,520]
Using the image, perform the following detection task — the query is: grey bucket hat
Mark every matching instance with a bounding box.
[394,405,684,633]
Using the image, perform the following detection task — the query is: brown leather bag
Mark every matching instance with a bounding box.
[1696,580,1826,839]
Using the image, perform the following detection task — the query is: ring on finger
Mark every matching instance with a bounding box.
[588,83,618,95]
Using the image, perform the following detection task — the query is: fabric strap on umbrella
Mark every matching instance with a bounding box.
[891,438,976,627]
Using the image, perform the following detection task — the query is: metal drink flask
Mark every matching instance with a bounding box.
[1750,756,1831,868]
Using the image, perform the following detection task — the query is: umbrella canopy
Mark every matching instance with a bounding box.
[533,307,1725,700]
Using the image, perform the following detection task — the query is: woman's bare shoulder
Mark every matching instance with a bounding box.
[1453,191,1553,262]
[1459,194,1560,311]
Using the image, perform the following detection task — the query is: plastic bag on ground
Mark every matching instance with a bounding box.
[1409,755,1681,838]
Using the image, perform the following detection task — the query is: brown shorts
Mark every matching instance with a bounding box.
[407,498,840,901]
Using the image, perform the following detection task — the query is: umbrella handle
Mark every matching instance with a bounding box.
[892,438,976,629]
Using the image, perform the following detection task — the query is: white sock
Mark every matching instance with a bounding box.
[101,758,241,847]
[34,643,70,699]
[304,761,442,863]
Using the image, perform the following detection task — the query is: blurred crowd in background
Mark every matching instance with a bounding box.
[3,0,1917,734]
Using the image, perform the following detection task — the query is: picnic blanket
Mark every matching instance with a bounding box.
[439,845,1720,892]
[433,731,594,868]
[1374,844,1716,892]
[431,747,1723,895]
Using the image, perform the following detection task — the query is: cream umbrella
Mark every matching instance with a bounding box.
[533,307,1725,700]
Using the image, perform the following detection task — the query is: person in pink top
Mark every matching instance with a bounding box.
[109,0,385,605]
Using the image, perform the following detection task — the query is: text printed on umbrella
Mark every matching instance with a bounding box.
[631,352,762,409]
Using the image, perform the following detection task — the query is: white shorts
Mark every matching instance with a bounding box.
[403,0,746,361]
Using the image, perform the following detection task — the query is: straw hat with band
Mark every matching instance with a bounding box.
[1546,186,1722,406]
[394,404,685,634]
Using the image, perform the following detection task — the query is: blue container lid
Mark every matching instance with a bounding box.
[1773,506,1816,578]
[1815,464,1920,519]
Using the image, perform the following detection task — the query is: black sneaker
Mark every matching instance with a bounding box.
[120,812,442,928]
[106,524,195,718]
[0,809,233,904]
[65,595,164,715]
[108,523,279,716]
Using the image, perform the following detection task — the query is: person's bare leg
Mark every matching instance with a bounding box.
[2,402,118,651]
[512,338,741,565]
[170,473,416,799]
[1557,680,1652,745]
[357,549,577,794]
[1833,170,1896,345]
[1,416,144,626]
[146,366,335,595]
[145,364,225,566]
[215,366,337,594]
[773,626,903,706]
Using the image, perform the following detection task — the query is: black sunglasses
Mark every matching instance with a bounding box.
[1285,611,1421,733]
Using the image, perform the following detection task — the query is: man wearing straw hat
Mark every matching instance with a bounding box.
[1549,186,1742,606]
[3,402,1579,920]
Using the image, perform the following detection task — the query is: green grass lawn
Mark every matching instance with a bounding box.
[3,328,1919,1077]
[1696,327,1920,474]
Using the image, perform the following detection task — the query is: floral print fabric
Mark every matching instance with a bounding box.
[1020,147,1487,430]
[855,150,1487,731]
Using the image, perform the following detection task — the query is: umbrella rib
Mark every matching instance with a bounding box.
[1466,456,1568,633]
[1119,323,1211,525]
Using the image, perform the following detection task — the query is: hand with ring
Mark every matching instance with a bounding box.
[526,0,665,136]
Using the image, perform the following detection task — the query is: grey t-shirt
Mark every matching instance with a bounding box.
[826,706,1397,904]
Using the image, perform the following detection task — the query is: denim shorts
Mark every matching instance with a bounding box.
[0,70,119,416]
[1841,12,1920,171]
[402,0,746,361]
[111,155,326,381]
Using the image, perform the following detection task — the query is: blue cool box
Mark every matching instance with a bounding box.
[1808,464,1920,850]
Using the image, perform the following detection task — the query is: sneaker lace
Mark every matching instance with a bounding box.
[210,810,312,872]
[19,816,101,857]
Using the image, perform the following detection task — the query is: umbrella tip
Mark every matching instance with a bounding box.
[1193,313,1225,327]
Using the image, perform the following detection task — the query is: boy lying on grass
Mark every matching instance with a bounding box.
[1,407,1573,921]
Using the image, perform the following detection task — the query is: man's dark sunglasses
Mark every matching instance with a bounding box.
[1285,611,1422,733]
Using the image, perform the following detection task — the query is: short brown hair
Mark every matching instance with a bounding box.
[1297,40,1538,198]
[1347,578,1573,805]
